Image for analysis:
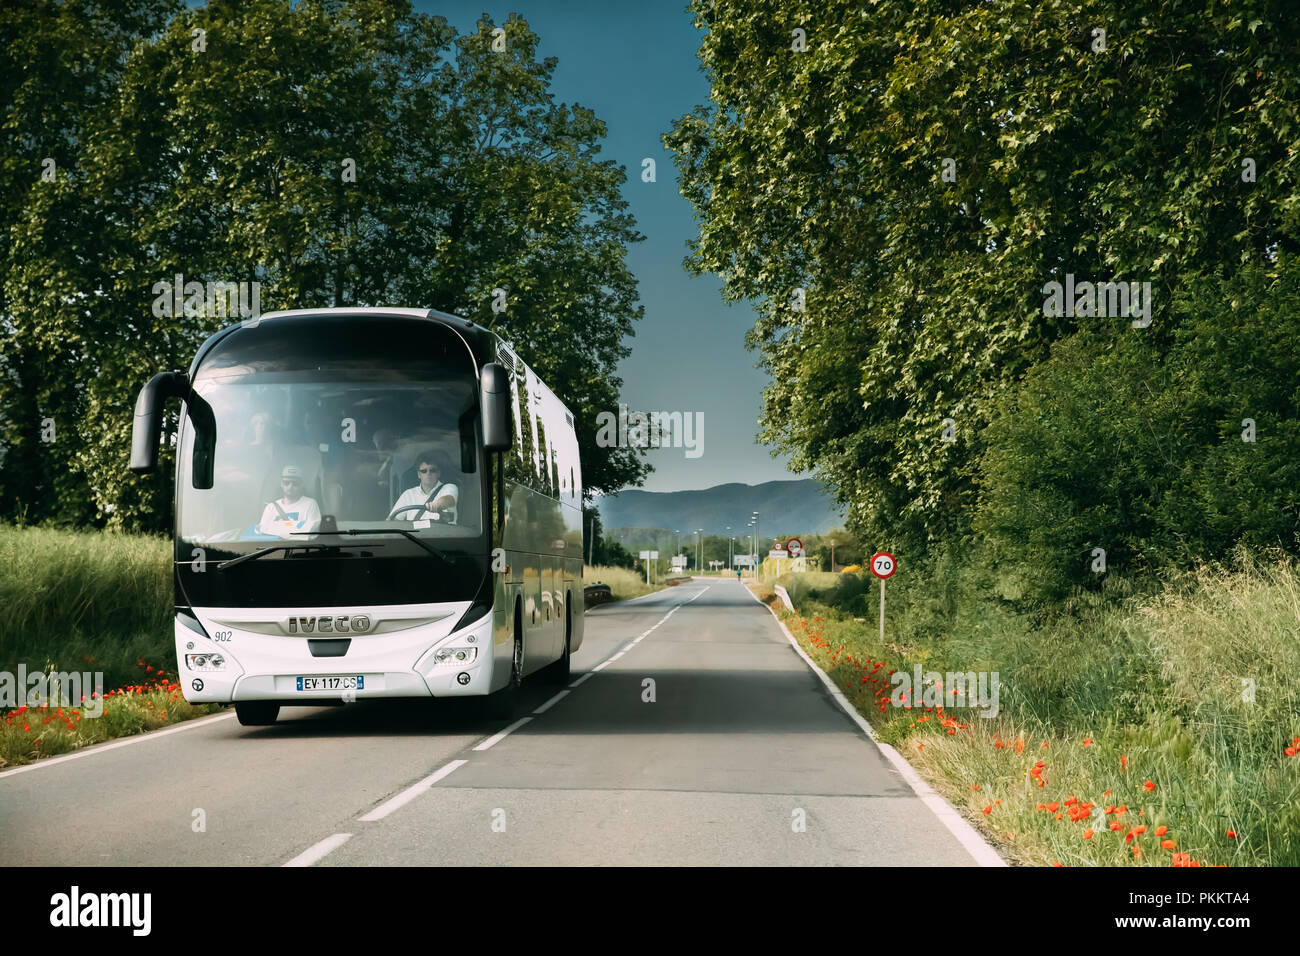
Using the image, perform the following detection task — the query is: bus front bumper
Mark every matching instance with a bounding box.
[177,607,502,704]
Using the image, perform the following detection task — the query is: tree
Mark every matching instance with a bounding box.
[666,0,1300,555]
[975,261,1300,603]
[1,0,649,531]
[0,0,181,524]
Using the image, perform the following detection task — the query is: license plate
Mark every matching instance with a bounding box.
[295,675,365,691]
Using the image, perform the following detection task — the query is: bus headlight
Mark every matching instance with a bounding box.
[186,653,227,672]
[432,646,478,666]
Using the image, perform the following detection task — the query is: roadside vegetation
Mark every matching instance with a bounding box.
[0,526,173,691]
[0,526,222,769]
[584,565,665,602]
[765,553,1300,867]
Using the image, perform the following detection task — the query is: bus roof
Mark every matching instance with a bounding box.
[193,307,574,421]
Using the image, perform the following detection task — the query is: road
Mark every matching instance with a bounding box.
[0,578,997,866]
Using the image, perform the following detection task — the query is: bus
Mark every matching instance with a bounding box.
[129,307,584,725]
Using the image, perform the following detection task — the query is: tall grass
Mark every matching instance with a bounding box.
[583,565,663,602]
[0,526,174,690]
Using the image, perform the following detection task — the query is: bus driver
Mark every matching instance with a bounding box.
[390,453,459,523]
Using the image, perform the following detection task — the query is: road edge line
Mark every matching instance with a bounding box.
[0,711,235,780]
[746,584,1007,868]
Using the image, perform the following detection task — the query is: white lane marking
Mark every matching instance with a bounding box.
[358,760,468,822]
[581,586,711,672]
[533,690,569,715]
[0,711,236,780]
[568,672,595,688]
[472,716,532,752]
[749,586,1006,868]
[284,832,352,867]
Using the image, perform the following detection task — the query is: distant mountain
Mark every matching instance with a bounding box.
[595,479,843,539]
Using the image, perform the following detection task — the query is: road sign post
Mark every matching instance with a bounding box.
[640,550,660,585]
[870,552,897,643]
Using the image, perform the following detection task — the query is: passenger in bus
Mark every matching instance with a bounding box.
[256,466,322,537]
[390,453,458,523]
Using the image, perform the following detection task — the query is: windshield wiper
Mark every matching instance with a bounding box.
[294,527,453,561]
[215,542,385,571]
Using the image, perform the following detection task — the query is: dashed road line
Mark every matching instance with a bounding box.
[283,585,713,864]
[472,717,533,752]
[533,690,569,715]
[358,760,469,822]
[284,833,352,867]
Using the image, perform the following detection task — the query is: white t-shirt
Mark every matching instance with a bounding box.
[257,496,321,537]
[392,482,459,523]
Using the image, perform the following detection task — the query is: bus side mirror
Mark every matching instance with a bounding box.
[129,371,217,489]
[130,371,188,473]
[480,362,513,453]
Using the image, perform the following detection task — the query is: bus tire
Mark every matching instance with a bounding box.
[235,701,280,726]
[486,606,523,719]
[541,599,571,684]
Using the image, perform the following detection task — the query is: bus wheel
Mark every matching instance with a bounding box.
[542,601,571,684]
[235,701,280,726]
[486,612,523,719]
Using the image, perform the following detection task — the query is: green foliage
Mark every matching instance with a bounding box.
[667,0,1300,557]
[976,263,1300,602]
[1,0,648,532]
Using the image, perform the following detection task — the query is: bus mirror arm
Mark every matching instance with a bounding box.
[480,362,513,453]
[186,390,216,489]
[129,371,188,473]
[128,371,217,489]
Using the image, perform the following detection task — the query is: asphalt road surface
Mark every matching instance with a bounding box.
[0,578,998,866]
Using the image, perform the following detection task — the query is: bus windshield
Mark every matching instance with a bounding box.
[178,316,483,549]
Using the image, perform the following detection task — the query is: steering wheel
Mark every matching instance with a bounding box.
[386,503,454,522]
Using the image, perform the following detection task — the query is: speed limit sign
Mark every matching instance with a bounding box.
[871,552,896,579]
[871,552,896,641]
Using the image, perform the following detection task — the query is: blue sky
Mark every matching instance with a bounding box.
[414,1,803,493]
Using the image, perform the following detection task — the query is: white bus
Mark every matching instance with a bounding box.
[129,307,584,725]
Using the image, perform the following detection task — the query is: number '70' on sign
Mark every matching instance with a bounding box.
[871,552,896,579]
